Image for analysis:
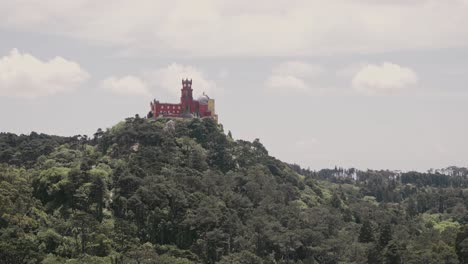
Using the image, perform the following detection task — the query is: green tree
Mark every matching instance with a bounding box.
[379,223,393,248]
[383,241,403,264]
[331,192,342,209]
[456,225,468,263]
[359,220,374,243]
[218,250,263,264]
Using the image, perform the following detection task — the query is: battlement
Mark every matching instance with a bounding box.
[182,78,192,88]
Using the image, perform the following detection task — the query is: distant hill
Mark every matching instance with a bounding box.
[0,116,467,263]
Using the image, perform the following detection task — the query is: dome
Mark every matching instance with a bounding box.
[197,93,210,105]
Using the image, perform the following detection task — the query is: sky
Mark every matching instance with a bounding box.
[1,0,468,172]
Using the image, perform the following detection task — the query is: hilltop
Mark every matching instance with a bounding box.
[0,116,467,264]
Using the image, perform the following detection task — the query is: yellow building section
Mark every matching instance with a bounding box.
[207,99,215,113]
[207,99,218,122]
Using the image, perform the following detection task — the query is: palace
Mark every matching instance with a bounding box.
[148,79,217,121]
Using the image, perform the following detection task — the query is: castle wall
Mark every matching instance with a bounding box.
[154,103,182,117]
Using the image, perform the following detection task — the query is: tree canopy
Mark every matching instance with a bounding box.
[0,117,467,263]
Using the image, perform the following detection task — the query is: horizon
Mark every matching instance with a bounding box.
[1,1,468,172]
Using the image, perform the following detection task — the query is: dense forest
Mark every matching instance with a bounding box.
[0,116,467,264]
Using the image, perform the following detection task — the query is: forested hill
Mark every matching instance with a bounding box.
[1,116,467,264]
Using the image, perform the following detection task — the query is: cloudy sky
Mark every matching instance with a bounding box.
[1,0,468,171]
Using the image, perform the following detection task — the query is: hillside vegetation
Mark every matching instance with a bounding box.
[0,116,467,263]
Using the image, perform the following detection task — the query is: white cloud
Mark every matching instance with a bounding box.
[265,75,308,93]
[0,49,89,98]
[144,63,217,101]
[0,1,467,57]
[100,64,217,100]
[100,75,150,97]
[336,63,369,79]
[265,61,324,94]
[352,62,418,95]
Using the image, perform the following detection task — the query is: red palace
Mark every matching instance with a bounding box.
[148,79,218,121]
